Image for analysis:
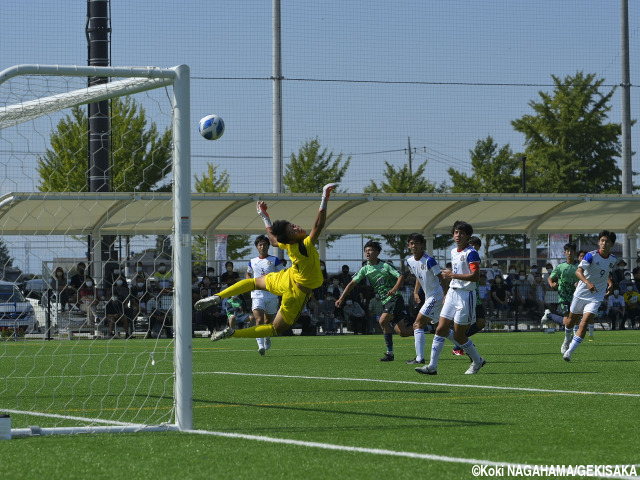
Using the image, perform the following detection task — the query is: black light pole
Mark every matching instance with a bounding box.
[517,155,527,333]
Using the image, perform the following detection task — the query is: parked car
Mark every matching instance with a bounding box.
[0,281,37,333]
[22,278,47,300]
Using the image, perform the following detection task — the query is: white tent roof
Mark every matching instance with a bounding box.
[0,191,638,237]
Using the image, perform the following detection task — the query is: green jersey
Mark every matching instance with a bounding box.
[352,261,401,304]
[550,262,579,304]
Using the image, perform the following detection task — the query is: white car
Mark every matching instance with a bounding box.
[0,281,37,333]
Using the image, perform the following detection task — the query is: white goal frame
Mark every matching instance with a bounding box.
[0,64,193,435]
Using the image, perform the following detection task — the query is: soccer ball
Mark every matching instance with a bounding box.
[198,114,225,140]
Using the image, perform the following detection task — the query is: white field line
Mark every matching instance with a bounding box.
[182,429,639,480]
[198,371,640,397]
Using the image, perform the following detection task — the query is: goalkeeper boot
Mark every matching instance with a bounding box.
[211,326,235,342]
[195,295,221,311]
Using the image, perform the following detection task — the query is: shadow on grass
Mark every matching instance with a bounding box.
[193,398,505,428]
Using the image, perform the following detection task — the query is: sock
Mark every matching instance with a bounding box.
[573,325,579,334]
[588,324,594,336]
[428,335,446,369]
[217,278,256,299]
[461,339,482,363]
[567,335,583,354]
[564,327,574,343]
[384,333,393,353]
[465,322,482,337]
[548,313,564,326]
[414,328,425,361]
[257,337,264,349]
[446,329,461,348]
[232,324,278,338]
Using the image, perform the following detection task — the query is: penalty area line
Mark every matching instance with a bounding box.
[198,371,640,397]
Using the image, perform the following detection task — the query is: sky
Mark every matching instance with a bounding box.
[0,1,638,273]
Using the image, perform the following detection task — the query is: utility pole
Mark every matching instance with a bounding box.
[407,136,412,173]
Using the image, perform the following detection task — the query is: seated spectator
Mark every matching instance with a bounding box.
[367,293,384,333]
[318,293,337,334]
[222,295,252,329]
[504,266,518,291]
[68,262,87,308]
[194,287,218,335]
[623,285,640,329]
[145,295,173,339]
[50,266,71,311]
[78,276,98,317]
[130,274,149,321]
[219,261,240,287]
[153,262,173,293]
[198,275,215,297]
[607,288,625,330]
[510,270,536,317]
[477,273,491,313]
[486,260,503,284]
[613,259,628,286]
[343,299,367,334]
[617,271,635,294]
[491,275,510,319]
[542,262,554,283]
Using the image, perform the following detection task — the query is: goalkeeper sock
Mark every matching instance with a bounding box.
[217,278,256,299]
[232,324,278,338]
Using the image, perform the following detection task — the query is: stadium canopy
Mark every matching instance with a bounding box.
[0,191,637,238]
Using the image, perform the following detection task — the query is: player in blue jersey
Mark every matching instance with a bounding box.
[403,233,444,364]
[562,230,617,362]
[416,220,486,375]
[247,235,285,355]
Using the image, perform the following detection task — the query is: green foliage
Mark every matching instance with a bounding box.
[37,97,172,192]
[511,72,622,194]
[283,137,350,193]
[365,160,449,260]
[193,163,250,261]
[448,136,524,257]
[0,240,14,267]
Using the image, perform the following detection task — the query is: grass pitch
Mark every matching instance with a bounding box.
[1,330,639,479]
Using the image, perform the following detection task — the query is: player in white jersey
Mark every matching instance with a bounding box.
[404,233,444,365]
[416,220,487,375]
[562,230,617,362]
[246,235,285,355]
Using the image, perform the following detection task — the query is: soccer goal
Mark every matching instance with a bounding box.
[0,64,193,436]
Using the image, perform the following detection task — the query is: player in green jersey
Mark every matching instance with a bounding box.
[335,240,411,361]
[541,243,583,348]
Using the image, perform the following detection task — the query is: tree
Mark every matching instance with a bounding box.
[284,138,351,248]
[37,97,172,192]
[448,136,524,259]
[0,240,13,267]
[511,72,622,194]
[192,164,251,261]
[283,138,350,193]
[365,160,448,262]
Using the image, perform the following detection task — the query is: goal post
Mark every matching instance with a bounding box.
[0,64,192,435]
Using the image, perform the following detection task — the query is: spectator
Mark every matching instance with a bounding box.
[50,266,71,311]
[111,275,133,335]
[318,293,337,334]
[632,257,640,278]
[617,271,635,293]
[219,261,240,287]
[194,287,218,335]
[530,273,547,316]
[607,288,625,330]
[343,299,367,334]
[504,265,518,290]
[105,291,130,339]
[510,270,535,317]
[205,266,219,290]
[222,296,252,329]
[130,273,149,323]
[612,259,628,286]
[134,260,147,278]
[527,264,540,284]
[486,260,503,284]
[623,285,640,329]
[68,262,87,309]
[337,265,353,288]
[313,260,329,301]
[490,275,510,320]
[477,273,491,313]
[199,275,215,297]
[78,276,98,317]
[153,262,173,294]
[367,294,384,333]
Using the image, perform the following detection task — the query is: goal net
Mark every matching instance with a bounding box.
[0,64,193,436]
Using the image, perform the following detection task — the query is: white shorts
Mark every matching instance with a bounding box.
[419,295,444,321]
[251,296,279,315]
[570,296,602,316]
[440,288,476,325]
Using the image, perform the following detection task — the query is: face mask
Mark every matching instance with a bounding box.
[492,267,499,272]
[625,275,631,280]
[614,290,620,295]
[56,272,63,277]
[321,266,326,271]
[159,267,166,273]
[137,267,143,272]
[509,270,516,274]
[137,283,144,288]
[531,268,538,273]
[116,280,123,286]
[519,275,525,281]
[627,286,633,291]
[114,270,120,275]
[112,296,118,301]
[207,271,214,276]
[332,280,339,286]
[86,281,92,287]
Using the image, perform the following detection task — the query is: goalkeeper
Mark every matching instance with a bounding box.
[196,183,338,341]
